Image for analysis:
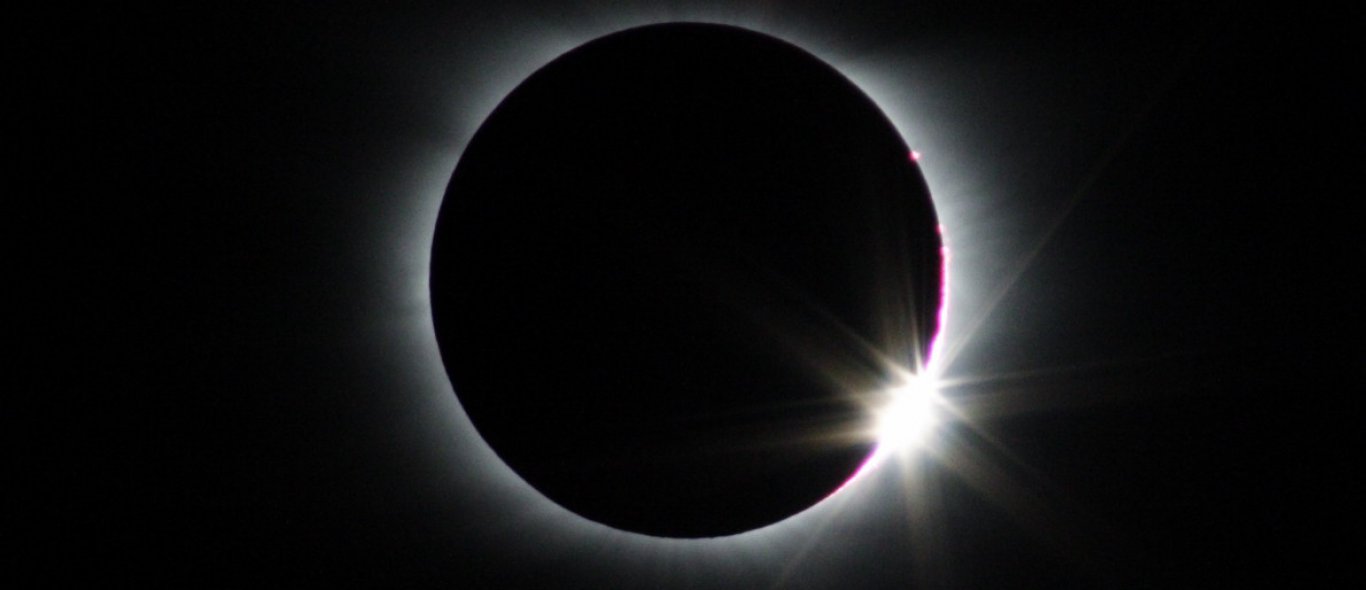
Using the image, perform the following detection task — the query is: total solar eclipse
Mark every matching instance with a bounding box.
[431,23,942,537]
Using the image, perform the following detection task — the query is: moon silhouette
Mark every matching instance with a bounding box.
[431,23,942,537]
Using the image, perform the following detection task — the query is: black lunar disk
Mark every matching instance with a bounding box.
[431,23,942,537]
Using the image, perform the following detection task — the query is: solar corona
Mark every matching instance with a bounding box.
[430,23,944,538]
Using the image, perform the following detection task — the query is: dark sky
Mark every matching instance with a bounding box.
[25,2,1358,587]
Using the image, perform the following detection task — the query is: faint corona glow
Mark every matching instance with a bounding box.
[338,1,1061,584]
[389,11,982,561]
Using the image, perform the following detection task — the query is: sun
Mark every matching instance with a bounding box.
[872,372,943,457]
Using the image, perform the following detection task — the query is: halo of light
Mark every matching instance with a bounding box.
[366,7,999,587]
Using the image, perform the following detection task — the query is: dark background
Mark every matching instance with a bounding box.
[23,2,1358,587]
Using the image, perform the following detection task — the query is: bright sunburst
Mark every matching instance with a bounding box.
[868,371,944,466]
[876,375,941,450]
